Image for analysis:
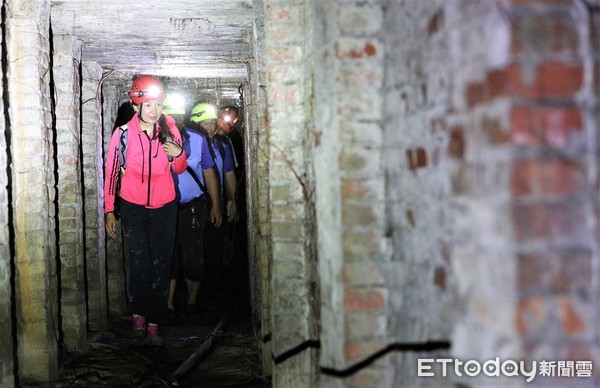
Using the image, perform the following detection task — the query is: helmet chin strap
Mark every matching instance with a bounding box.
[138,105,148,123]
[137,105,156,134]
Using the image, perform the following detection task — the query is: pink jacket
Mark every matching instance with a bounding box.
[104,114,187,213]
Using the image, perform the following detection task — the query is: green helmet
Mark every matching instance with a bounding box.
[190,103,218,123]
[163,93,186,115]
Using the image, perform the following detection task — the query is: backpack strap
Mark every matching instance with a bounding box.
[119,124,128,170]
[186,166,208,195]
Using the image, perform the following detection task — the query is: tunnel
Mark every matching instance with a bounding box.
[2,0,600,387]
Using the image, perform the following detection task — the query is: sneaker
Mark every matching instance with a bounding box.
[146,324,163,346]
[132,314,146,338]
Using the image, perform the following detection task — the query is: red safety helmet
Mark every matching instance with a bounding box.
[129,75,166,104]
[217,107,239,133]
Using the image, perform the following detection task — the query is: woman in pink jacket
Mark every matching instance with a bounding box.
[104,75,187,346]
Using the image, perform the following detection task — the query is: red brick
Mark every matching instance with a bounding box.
[344,340,385,364]
[557,298,586,335]
[268,26,291,43]
[427,10,444,36]
[539,106,582,145]
[506,62,583,99]
[512,200,589,242]
[511,15,579,55]
[510,105,541,144]
[267,46,300,63]
[448,126,465,158]
[488,69,510,99]
[511,158,586,197]
[510,105,582,146]
[466,81,486,107]
[270,86,297,103]
[336,40,379,60]
[517,251,592,294]
[341,179,382,200]
[266,5,294,22]
[466,68,514,106]
[434,266,446,290]
[407,147,427,171]
[344,288,386,312]
[516,297,544,336]
[485,117,510,144]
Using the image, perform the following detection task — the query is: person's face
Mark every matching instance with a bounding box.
[202,119,218,135]
[134,99,164,124]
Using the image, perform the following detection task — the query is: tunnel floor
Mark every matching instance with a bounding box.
[49,294,269,387]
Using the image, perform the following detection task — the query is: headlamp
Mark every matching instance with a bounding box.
[131,85,163,99]
[145,85,163,99]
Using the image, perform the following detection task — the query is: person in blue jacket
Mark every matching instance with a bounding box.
[164,94,222,320]
[188,102,238,303]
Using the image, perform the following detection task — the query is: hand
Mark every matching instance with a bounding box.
[226,200,238,223]
[162,141,183,158]
[210,203,223,228]
[105,212,117,240]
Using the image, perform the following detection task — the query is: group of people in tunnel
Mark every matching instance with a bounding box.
[103,74,244,346]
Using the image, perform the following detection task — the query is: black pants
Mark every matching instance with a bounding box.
[120,199,177,325]
[203,206,225,298]
[171,196,208,282]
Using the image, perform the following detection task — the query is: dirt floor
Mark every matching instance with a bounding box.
[47,296,270,388]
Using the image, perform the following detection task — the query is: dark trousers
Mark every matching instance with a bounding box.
[171,196,208,282]
[203,209,225,298]
[120,199,177,325]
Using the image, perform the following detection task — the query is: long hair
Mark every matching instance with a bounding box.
[157,114,173,143]
[133,102,173,143]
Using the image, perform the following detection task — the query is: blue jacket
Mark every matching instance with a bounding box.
[172,128,215,204]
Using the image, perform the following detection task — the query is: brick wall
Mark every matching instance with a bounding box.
[6,0,58,382]
[101,82,129,318]
[263,0,319,384]
[313,0,600,386]
[508,2,598,386]
[313,0,394,384]
[82,62,108,331]
[246,3,274,375]
[53,34,87,353]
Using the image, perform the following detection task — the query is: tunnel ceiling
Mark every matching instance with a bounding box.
[49,0,255,79]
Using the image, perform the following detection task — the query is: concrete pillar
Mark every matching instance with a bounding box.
[81,61,108,330]
[0,0,15,385]
[6,0,58,382]
[247,0,273,377]
[263,0,319,384]
[102,83,128,317]
[53,34,87,353]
